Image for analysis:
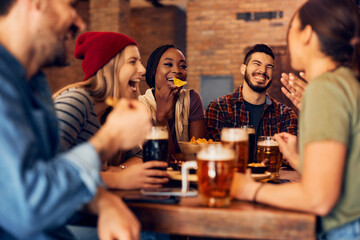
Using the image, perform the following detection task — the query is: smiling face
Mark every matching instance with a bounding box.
[241,52,274,93]
[117,45,146,99]
[37,0,85,67]
[154,48,187,90]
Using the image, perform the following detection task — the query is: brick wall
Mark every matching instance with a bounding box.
[187,0,307,111]
[90,0,131,34]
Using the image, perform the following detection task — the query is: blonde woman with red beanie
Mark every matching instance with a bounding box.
[54,32,169,190]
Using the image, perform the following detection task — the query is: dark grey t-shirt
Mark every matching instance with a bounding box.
[244,100,265,141]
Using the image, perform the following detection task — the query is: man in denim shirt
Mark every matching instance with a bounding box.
[0,0,152,239]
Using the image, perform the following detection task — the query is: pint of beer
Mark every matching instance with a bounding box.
[240,125,256,164]
[197,144,235,207]
[221,128,248,173]
[256,136,282,181]
[143,126,169,170]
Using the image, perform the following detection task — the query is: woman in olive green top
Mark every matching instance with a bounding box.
[231,0,360,239]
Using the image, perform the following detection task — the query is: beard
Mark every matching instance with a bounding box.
[42,39,68,67]
[244,69,272,93]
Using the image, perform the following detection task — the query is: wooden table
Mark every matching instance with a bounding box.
[112,169,316,240]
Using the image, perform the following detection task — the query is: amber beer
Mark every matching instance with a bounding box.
[256,136,282,181]
[143,126,169,170]
[221,128,248,173]
[197,144,235,207]
[240,125,256,164]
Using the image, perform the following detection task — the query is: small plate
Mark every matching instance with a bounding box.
[251,171,271,181]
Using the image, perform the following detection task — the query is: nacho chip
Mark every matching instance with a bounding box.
[196,138,207,144]
[173,77,187,87]
[105,97,118,107]
[189,137,215,144]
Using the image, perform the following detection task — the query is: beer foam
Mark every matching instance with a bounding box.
[221,128,248,142]
[146,127,168,140]
[197,145,235,161]
[257,139,279,147]
[240,126,255,134]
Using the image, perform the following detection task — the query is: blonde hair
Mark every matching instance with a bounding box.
[53,51,125,101]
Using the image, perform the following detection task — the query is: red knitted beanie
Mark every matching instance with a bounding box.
[74,32,137,80]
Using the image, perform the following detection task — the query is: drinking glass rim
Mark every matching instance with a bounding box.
[221,127,248,141]
[257,136,279,146]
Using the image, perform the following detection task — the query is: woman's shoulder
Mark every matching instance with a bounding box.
[56,88,92,102]
[55,87,94,111]
[57,87,90,97]
[309,67,359,96]
[189,89,201,101]
[313,67,357,85]
[187,89,205,119]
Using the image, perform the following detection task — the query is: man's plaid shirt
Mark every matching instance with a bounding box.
[205,87,298,141]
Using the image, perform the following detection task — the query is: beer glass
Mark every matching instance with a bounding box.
[256,136,282,181]
[182,144,235,207]
[240,125,256,164]
[221,128,248,173]
[143,126,169,170]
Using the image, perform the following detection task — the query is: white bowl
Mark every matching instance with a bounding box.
[178,142,203,160]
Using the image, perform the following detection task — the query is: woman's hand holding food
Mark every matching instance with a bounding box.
[155,83,181,123]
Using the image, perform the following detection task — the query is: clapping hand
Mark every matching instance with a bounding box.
[280,72,307,110]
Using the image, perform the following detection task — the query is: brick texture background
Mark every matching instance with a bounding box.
[45,0,306,113]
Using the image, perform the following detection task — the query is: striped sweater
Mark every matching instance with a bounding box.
[54,88,141,163]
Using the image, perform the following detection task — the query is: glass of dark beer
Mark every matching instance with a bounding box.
[240,125,256,164]
[221,128,248,173]
[256,136,282,182]
[143,126,169,170]
[182,144,235,207]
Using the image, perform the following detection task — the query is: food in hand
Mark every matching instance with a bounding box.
[171,77,187,87]
[105,97,118,107]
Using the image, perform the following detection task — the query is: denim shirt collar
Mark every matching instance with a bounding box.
[0,44,27,80]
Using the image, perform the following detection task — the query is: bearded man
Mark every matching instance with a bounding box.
[206,44,298,142]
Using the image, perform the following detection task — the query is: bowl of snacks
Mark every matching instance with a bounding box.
[178,137,215,161]
[247,162,268,174]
